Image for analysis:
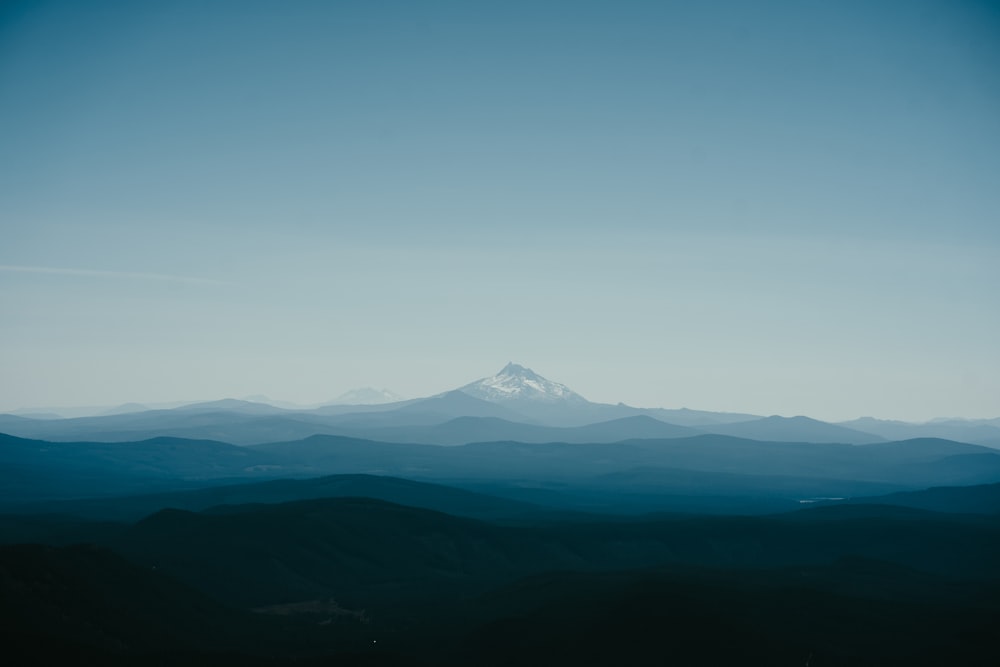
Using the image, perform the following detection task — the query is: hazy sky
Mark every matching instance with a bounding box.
[2,0,998,421]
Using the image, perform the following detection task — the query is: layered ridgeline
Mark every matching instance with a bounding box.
[8,362,992,446]
[4,429,1000,514]
[4,362,1000,515]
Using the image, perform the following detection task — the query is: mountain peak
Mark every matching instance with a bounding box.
[330,387,404,405]
[499,362,538,378]
[460,363,587,404]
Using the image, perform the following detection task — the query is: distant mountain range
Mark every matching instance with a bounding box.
[840,416,1000,448]
[2,363,998,447]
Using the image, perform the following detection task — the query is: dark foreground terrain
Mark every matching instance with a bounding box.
[2,485,999,666]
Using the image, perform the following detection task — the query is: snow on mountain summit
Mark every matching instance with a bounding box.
[459,363,587,403]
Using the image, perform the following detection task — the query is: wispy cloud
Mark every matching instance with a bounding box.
[0,264,231,286]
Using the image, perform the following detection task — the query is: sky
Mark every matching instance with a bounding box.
[1,0,998,422]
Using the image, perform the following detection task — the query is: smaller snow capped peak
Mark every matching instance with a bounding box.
[460,363,586,404]
[330,387,404,405]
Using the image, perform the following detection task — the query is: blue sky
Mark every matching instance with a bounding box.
[2,0,998,420]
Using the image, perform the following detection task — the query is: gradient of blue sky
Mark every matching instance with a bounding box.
[1,0,998,421]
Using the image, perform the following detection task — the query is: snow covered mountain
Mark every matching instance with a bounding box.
[455,363,760,427]
[459,363,588,404]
